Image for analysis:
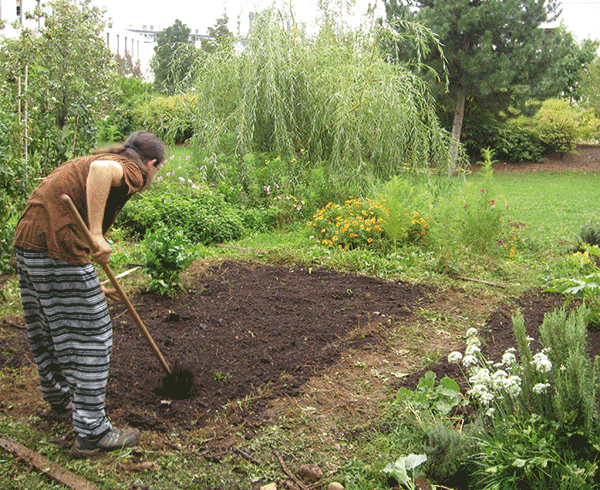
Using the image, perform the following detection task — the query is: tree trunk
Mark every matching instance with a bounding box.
[449,85,466,176]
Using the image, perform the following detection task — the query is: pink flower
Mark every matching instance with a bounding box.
[480,189,485,193]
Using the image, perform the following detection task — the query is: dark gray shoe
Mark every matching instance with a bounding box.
[73,427,141,458]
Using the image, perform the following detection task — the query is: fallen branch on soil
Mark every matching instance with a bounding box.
[452,275,507,289]
[273,450,309,490]
[0,433,100,490]
[215,244,267,254]
[233,446,261,465]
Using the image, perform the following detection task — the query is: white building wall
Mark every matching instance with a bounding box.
[103,27,156,81]
[0,0,42,36]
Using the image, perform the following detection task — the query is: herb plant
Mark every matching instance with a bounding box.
[142,225,199,297]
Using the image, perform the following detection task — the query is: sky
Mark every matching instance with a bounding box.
[92,0,600,42]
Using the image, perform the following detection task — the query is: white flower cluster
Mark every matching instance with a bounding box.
[531,351,552,373]
[533,383,551,394]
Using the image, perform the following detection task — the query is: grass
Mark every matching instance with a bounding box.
[2,159,600,488]
[493,171,600,254]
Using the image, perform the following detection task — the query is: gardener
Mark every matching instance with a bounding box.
[13,130,166,458]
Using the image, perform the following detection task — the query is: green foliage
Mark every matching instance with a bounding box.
[115,181,272,245]
[578,221,600,248]
[98,78,154,142]
[422,422,479,487]
[460,107,544,163]
[539,307,599,435]
[188,7,456,206]
[448,305,600,488]
[383,0,566,171]
[0,0,115,168]
[529,98,600,155]
[382,453,427,490]
[201,14,234,54]
[142,226,199,297]
[431,149,516,260]
[0,89,29,272]
[152,19,199,94]
[544,245,600,326]
[580,57,600,119]
[397,371,465,417]
[544,30,599,103]
[473,414,600,490]
[133,94,196,144]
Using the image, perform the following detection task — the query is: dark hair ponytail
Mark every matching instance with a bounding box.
[93,131,166,176]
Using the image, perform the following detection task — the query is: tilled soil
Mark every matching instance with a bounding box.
[1,259,432,431]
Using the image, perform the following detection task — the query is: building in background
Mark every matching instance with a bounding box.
[1,1,216,81]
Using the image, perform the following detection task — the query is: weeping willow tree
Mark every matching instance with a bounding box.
[188,7,460,203]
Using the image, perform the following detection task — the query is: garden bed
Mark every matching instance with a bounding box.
[0,258,591,434]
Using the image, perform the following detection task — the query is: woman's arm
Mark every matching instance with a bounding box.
[86,160,124,264]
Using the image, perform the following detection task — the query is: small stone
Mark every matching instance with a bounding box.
[298,464,323,481]
[327,483,345,490]
[259,483,277,490]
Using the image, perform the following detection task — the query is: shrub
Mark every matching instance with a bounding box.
[461,108,544,163]
[115,181,272,244]
[530,98,600,155]
[133,94,197,144]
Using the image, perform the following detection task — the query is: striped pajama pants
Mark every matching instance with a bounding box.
[15,248,113,437]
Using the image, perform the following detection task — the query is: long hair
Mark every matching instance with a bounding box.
[93,131,166,178]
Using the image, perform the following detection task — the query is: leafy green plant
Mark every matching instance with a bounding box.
[545,244,600,326]
[382,453,427,490]
[397,371,465,417]
[473,413,600,490]
[133,93,197,144]
[142,226,199,297]
[116,181,272,245]
[213,371,232,385]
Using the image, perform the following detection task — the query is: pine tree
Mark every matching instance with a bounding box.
[383,0,563,173]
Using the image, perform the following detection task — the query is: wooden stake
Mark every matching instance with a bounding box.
[0,433,100,490]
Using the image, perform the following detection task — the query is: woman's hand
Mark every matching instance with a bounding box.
[101,285,120,302]
[90,234,113,265]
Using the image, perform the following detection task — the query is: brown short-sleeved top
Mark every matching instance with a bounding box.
[13,153,145,264]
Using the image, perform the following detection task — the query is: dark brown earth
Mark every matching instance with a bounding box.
[1,144,600,444]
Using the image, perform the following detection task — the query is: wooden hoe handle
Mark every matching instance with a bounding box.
[59,194,172,375]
